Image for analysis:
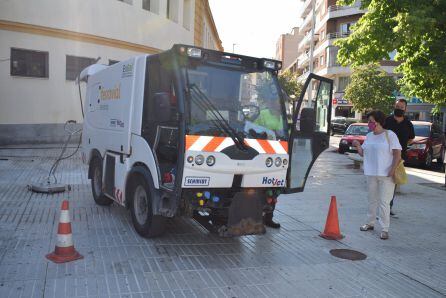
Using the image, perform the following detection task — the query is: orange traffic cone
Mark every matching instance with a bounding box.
[46,200,83,263]
[320,196,344,240]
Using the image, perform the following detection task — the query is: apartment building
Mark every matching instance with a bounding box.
[294,0,398,119]
[275,27,303,73]
[0,0,222,144]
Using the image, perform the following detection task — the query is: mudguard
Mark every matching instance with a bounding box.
[221,190,266,237]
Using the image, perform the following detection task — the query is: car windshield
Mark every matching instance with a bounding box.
[345,125,369,135]
[184,63,287,140]
[413,125,430,137]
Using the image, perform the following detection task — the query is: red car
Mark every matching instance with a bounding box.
[406,121,445,168]
[338,123,369,154]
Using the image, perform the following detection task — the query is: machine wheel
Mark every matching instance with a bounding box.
[90,157,113,206]
[423,151,433,169]
[129,174,166,238]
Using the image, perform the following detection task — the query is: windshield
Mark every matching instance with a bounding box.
[345,125,369,136]
[184,63,287,140]
[413,125,430,137]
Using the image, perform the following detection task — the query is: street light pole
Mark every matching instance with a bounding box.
[306,0,317,107]
[232,43,237,53]
[308,0,316,74]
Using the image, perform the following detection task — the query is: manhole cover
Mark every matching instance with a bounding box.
[330,249,367,261]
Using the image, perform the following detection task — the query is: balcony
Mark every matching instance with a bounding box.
[298,51,310,68]
[300,9,313,31]
[297,71,310,83]
[301,0,315,18]
[327,4,365,19]
[327,31,351,40]
[298,31,317,52]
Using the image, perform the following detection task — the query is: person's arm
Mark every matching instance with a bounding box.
[352,140,364,157]
[388,149,402,178]
[408,121,415,145]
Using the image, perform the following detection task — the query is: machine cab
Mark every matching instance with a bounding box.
[141,45,333,196]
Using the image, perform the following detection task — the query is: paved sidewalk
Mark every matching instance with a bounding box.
[0,144,445,297]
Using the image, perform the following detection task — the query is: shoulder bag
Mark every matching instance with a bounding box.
[384,130,407,185]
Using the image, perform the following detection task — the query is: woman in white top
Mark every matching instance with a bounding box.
[353,110,402,240]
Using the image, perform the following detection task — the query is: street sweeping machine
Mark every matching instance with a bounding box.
[80,44,333,237]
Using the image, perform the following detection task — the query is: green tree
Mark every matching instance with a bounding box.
[335,0,446,107]
[344,63,398,114]
[278,71,303,103]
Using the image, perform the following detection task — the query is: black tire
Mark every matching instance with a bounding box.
[90,157,113,206]
[128,173,166,238]
[423,151,433,169]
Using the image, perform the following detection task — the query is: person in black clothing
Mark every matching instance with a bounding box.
[384,99,415,216]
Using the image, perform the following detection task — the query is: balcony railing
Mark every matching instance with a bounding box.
[327,31,351,40]
[328,0,361,12]
[328,4,359,12]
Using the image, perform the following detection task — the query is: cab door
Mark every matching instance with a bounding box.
[286,73,333,193]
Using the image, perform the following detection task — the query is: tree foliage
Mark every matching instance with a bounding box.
[335,0,446,107]
[344,64,398,114]
[278,71,303,102]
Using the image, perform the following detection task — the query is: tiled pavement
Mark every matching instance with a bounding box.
[0,144,445,297]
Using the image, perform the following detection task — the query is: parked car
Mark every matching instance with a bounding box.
[338,123,369,154]
[330,117,358,135]
[406,121,445,168]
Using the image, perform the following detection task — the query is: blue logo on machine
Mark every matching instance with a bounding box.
[262,177,285,186]
[184,176,210,186]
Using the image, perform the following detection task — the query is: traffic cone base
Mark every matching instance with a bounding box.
[46,200,83,263]
[46,249,83,263]
[319,232,344,240]
[319,196,344,240]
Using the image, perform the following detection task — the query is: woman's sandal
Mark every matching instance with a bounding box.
[380,231,389,240]
[360,224,374,231]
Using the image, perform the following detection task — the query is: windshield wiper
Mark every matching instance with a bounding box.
[188,83,247,150]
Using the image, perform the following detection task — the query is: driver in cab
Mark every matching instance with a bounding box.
[251,94,285,141]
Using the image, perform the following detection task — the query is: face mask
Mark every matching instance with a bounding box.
[368,122,377,131]
[394,108,405,117]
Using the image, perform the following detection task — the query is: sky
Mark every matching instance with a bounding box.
[208,0,303,59]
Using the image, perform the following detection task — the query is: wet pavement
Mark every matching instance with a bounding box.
[0,141,445,297]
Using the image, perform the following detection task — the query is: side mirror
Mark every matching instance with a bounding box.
[154,92,171,122]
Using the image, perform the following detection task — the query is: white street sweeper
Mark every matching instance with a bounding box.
[80,44,333,237]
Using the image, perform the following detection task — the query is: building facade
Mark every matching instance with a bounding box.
[295,0,445,129]
[275,27,303,73]
[296,0,372,119]
[0,0,222,144]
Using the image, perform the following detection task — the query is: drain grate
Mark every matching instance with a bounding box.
[330,249,367,261]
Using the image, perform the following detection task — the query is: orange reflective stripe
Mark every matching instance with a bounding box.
[185,135,200,150]
[57,222,72,235]
[202,137,225,152]
[279,141,289,153]
[257,139,276,154]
